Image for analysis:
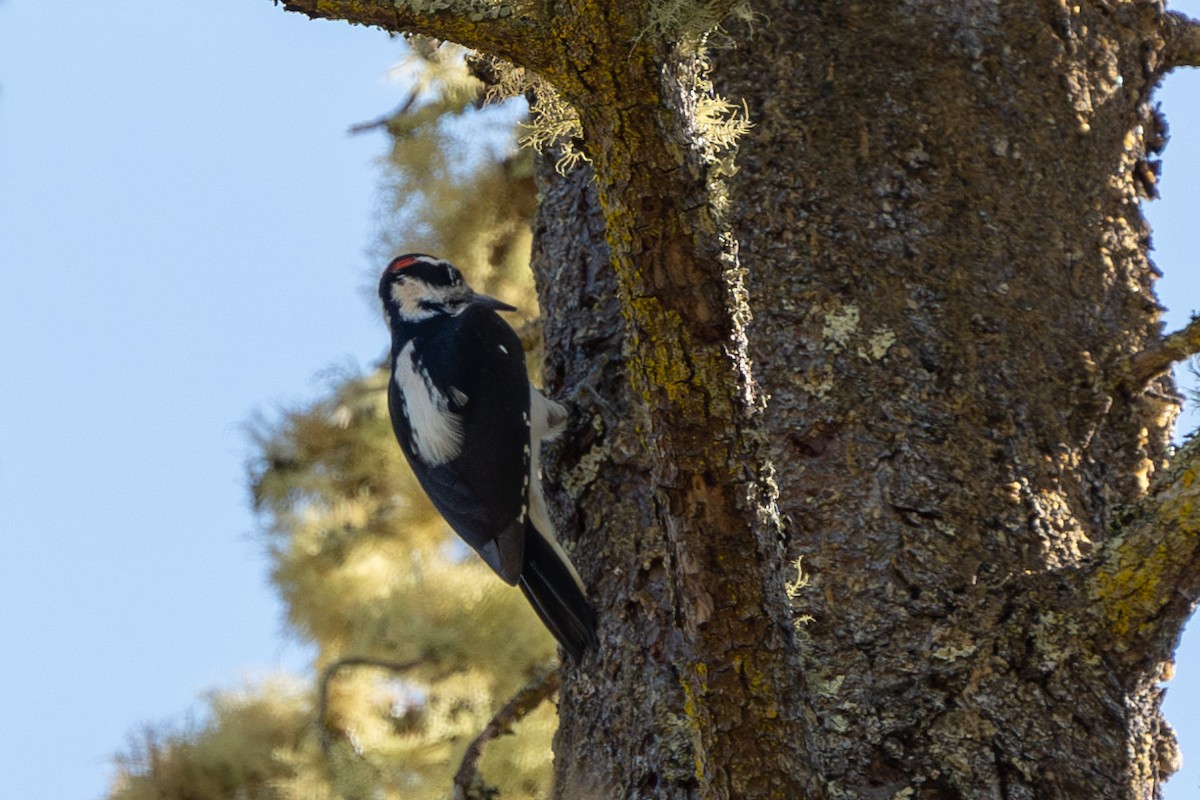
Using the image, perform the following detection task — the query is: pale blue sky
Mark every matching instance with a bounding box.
[1,2,1197,799]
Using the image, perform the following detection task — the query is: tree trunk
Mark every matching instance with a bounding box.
[707,3,1185,797]
[532,158,815,797]
[278,1,1200,797]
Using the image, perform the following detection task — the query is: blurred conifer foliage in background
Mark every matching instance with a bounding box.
[108,42,558,800]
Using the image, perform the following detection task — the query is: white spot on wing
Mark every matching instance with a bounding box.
[498,344,509,354]
[395,342,463,466]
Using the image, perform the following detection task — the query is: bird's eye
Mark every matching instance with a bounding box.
[419,300,442,312]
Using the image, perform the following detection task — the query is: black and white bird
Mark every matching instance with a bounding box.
[379,253,597,662]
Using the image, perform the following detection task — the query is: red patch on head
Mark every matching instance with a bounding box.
[385,255,425,274]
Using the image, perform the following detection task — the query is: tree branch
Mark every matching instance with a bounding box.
[1089,435,1200,670]
[452,666,560,800]
[348,87,421,135]
[274,0,552,72]
[1120,315,1200,393]
[317,655,426,756]
[1161,11,1200,70]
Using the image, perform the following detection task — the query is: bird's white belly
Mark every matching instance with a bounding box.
[395,341,463,466]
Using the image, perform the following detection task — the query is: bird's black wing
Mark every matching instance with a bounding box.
[388,304,531,584]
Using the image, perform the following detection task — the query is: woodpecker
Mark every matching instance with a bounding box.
[379,253,597,662]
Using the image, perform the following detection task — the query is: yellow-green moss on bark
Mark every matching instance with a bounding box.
[1094,463,1200,642]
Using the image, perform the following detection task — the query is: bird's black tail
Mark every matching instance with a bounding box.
[518,524,597,663]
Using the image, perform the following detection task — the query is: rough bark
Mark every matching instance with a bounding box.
[710,2,1192,797]
[274,1,1200,798]
[532,160,814,798]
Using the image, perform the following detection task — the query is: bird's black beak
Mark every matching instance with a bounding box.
[473,292,517,312]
